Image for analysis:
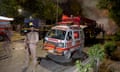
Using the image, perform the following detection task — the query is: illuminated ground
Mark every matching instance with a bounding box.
[0,32,76,72]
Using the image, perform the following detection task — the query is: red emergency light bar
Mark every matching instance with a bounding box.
[57,21,73,25]
[58,14,96,27]
[58,15,80,25]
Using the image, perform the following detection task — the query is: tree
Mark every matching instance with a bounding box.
[69,0,82,16]
[59,0,82,16]
[19,0,62,23]
[0,0,63,24]
[41,0,62,23]
[97,0,120,26]
[0,0,19,17]
[19,0,38,16]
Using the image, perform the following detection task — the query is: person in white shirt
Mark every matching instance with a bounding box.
[24,25,39,72]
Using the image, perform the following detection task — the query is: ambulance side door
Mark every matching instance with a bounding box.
[66,31,73,48]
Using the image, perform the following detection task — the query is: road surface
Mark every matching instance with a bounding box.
[0,32,82,72]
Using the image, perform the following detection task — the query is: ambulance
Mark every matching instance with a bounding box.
[0,16,13,41]
[43,16,85,59]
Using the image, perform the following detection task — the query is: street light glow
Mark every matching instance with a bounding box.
[18,8,22,14]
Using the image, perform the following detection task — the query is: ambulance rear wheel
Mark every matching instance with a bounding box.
[64,51,72,59]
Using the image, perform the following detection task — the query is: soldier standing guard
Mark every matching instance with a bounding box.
[24,24,39,72]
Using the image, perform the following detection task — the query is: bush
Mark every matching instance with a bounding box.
[76,60,91,72]
[113,32,120,41]
[88,44,105,61]
[76,44,105,72]
[104,41,117,58]
[88,44,105,72]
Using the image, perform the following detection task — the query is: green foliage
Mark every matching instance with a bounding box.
[97,0,111,9]
[104,41,117,57]
[88,44,105,61]
[0,0,19,17]
[97,0,120,26]
[76,44,105,72]
[20,0,37,13]
[42,0,62,21]
[69,0,82,16]
[0,0,63,23]
[88,44,105,72]
[104,41,116,52]
[21,0,63,22]
[113,31,120,41]
[76,60,91,72]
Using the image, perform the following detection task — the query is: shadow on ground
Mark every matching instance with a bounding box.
[36,51,88,72]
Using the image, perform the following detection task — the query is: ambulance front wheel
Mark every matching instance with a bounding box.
[64,51,72,59]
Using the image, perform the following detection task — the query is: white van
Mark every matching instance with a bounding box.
[43,24,84,59]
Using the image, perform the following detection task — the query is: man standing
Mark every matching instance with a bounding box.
[24,25,39,72]
[2,27,12,57]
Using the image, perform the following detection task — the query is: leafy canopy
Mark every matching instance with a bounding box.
[0,0,19,17]
[0,0,62,22]
[19,0,63,21]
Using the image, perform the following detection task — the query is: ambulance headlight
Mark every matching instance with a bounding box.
[58,43,64,47]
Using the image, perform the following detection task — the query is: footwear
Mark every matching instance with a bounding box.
[22,66,28,72]
[32,69,36,72]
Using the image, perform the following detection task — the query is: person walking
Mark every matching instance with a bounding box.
[2,27,12,57]
[24,25,39,72]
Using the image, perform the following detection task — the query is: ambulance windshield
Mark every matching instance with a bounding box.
[47,29,66,40]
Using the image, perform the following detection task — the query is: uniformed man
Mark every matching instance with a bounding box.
[24,24,39,72]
